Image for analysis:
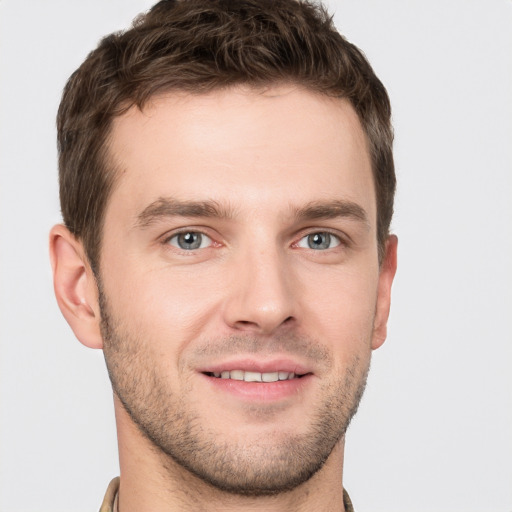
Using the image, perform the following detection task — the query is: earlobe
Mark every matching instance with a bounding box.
[371,235,398,350]
[49,224,103,349]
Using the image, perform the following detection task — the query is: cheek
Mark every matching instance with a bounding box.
[100,243,380,366]
[102,261,224,352]
[304,264,379,358]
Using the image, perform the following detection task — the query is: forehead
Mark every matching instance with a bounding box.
[105,85,375,226]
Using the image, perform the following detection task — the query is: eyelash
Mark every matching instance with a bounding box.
[163,229,217,252]
[293,229,349,251]
[161,228,348,253]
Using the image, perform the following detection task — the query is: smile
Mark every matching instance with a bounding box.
[204,370,304,382]
[199,362,314,401]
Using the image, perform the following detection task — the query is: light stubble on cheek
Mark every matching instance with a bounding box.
[98,279,373,496]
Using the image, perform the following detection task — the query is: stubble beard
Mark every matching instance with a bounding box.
[99,290,371,497]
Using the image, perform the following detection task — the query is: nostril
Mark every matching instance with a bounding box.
[235,320,257,328]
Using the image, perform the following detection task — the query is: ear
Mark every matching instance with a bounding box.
[371,235,398,350]
[49,224,103,349]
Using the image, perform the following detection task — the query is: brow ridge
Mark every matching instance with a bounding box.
[293,200,370,228]
[135,196,370,230]
[135,197,234,228]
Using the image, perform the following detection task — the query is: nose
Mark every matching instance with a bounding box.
[222,246,297,335]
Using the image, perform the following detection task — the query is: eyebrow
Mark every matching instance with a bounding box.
[135,196,370,229]
[293,200,370,229]
[135,197,235,227]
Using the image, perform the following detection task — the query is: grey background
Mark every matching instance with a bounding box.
[1,1,511,510]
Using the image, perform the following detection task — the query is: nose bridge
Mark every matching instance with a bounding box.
[223,239,297,334]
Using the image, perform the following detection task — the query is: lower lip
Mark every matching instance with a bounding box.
[200,373,314,401]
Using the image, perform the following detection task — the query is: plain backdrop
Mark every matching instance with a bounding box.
[1,1,511,511]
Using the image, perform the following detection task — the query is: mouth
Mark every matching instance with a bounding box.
[198,359,314,402]
[203,370,309,382]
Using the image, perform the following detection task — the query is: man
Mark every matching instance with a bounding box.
[49,0,397,510]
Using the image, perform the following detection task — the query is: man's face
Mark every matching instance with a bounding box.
[98,85,393,494]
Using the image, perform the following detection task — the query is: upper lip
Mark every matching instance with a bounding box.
[197,357,313,376]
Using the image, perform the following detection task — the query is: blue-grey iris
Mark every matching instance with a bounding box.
[308,233,332,250]
[177,232,203,250]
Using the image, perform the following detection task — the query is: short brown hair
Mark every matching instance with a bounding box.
[57,0,395,273]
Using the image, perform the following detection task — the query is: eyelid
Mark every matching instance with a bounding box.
[161,227,221,249]
[292,228,348,248]
[168,232,212,250]
[297,231,341,250]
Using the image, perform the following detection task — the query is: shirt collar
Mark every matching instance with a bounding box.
[100,477,355,511]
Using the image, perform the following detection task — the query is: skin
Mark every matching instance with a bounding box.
[50,85,397,512]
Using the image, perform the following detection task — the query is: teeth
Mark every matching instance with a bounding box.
[244,371,262,382]
[230,370,244,381]
[215,370,297,382]
[262,372,279,382]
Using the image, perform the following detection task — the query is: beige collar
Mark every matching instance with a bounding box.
[101,477,355,511]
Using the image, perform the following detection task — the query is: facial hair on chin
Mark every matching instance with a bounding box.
[99,288,371,496]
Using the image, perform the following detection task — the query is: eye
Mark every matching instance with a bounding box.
[296,232,341,250]
[167,231,212,250]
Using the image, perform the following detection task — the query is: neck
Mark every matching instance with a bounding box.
[113,397,347,512]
